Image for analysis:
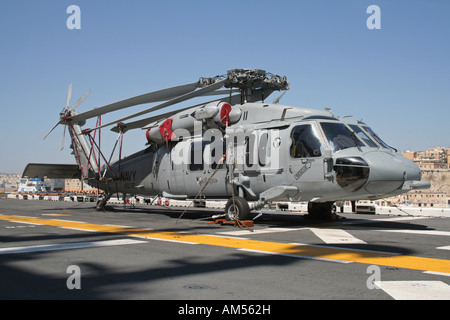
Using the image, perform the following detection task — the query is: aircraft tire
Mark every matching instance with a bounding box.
[225,196,251,221]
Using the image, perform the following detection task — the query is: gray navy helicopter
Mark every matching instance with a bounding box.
[24,69,430,220]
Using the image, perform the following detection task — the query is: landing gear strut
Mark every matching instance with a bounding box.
[96,192,112,212]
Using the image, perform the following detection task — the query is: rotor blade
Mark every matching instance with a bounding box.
[70,89,91,111]
[43,122,60,140]
[84,78,227,133]
[68,82,200,123]
[111,106,194,133]
[65,84,72,110]
[199,89,239,96]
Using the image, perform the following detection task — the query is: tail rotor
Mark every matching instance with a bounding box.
[44,84,90,150]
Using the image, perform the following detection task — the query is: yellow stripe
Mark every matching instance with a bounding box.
[1,214,449,273]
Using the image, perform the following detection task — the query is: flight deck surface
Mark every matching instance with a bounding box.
[1,199,449,300]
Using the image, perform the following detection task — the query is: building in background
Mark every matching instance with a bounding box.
[64,179,97,192]
[403,147,449,170]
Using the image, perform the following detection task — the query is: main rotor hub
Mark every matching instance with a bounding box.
[200,69,289,103]
[225,69,289,91]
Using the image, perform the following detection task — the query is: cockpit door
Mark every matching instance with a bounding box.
[287,123,331,184]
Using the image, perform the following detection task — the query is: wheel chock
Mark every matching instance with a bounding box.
[208,219,254,228]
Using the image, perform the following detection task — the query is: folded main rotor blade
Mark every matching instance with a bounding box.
[68,82,200,123]
[111,106,196,133]
[84,79,227,133]
[111,92,243,133]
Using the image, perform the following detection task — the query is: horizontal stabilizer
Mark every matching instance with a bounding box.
[22,163,81,179]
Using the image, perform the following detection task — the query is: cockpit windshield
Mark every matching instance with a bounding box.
[320,122,364,152]
[362,126,393,150]
[291,121,394,156]
[349,124,378,148]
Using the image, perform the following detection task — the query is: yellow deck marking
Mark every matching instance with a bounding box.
[1,214,449,274]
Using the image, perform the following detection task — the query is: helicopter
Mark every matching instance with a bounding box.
[24,69,430,220]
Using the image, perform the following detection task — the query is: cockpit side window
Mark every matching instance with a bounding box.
[320,122,364,152]
[290,124,323,158]
[349,124,378,148]
[362,126,392,150]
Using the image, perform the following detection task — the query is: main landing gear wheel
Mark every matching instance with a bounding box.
[224,196,251,221]
[306,201,336,220]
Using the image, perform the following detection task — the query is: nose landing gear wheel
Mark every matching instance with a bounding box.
[224,196,251,221]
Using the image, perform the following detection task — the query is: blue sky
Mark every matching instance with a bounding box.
[1,0,449,173]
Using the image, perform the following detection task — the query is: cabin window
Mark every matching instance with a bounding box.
[190,140,204,171]
[208,138,226,169]
[320,122,364,152]
[190,138,226,171]
[259,132,269,166]
[290,124,323,158]
[245,135,255,167]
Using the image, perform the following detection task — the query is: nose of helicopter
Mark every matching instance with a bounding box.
[363,151,423,195]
